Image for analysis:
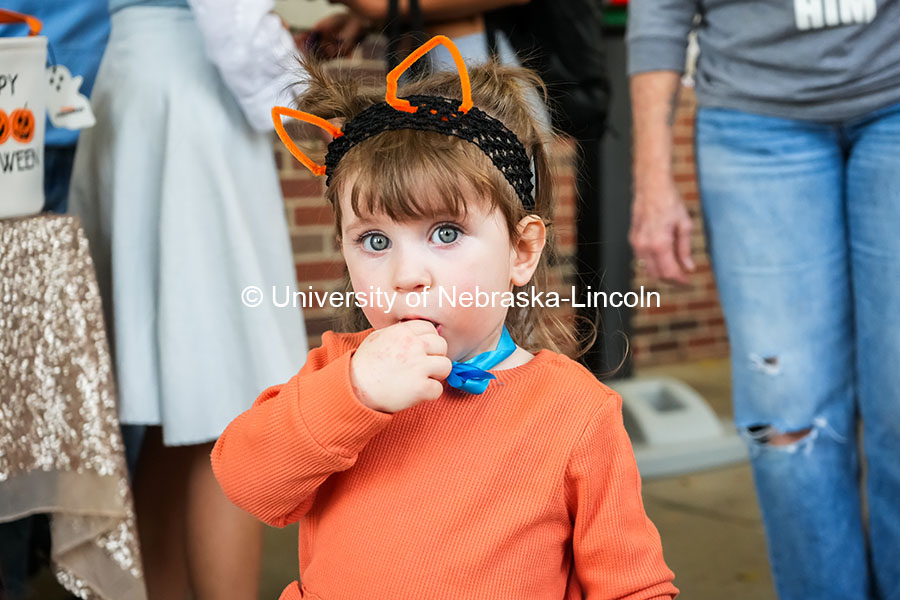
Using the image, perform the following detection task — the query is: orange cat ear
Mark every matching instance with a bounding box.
[385,35,473,115]
[272,106,344,176]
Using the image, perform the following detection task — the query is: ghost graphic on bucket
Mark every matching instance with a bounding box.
[46,64,95,130]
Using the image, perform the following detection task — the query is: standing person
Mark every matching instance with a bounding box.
[68,0,308,598]
[307,0,539,81]
[307,0,553,181]
[627,1,900,598]
[213,36,677,600]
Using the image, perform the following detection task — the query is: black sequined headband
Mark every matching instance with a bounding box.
[273,35,535,211]
[324,95,534,210]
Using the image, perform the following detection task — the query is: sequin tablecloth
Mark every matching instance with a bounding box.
[0,215,147,600]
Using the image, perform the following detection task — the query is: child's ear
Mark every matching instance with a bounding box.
[510,215,546,287]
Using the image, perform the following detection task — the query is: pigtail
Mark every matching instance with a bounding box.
[294,54,380,119]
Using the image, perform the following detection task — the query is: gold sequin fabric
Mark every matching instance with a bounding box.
[0,215,146,600]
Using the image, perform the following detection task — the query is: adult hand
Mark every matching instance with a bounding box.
[629,177,695,285]
[350,320,452,414]
[301,11,370,60]
[327,0,380,21]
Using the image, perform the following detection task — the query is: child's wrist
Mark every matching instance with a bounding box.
[349,354,387,413]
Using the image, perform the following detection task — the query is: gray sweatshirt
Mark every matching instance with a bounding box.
[627,0,900,121]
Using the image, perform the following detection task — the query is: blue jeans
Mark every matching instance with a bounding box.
[696,100,900,600]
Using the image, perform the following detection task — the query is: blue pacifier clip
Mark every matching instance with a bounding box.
[446,325,515,394]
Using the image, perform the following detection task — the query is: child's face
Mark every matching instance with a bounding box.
[339,185,543,363]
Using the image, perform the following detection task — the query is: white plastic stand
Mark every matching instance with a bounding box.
[606,377,747,479]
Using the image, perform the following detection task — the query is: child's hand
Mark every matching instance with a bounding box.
[350,320,452,413]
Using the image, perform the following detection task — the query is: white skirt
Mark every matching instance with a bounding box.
[69,6,307,445]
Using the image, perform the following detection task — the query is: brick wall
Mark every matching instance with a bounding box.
[277,52,727,366]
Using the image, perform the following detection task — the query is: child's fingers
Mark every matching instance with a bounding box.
[424,355,453,380]
[420,333,447,357]
[420,378,444,401]
[398,319,437,335]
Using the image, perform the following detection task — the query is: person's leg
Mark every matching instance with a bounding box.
[133,426,190,600]
[133,428,261,600]
[696,108,869,600]
[844,99,900,600]
[184,441,262,600]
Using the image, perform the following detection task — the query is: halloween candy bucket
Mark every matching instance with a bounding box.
[0,9,47,218]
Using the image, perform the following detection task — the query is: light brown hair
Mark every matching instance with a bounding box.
[294,56,588,357]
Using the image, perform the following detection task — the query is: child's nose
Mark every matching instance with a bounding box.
[391,248,432,292]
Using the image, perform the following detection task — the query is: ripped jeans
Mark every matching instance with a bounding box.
[696,100,900,600]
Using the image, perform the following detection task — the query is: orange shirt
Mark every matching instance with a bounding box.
[212,330,677,600]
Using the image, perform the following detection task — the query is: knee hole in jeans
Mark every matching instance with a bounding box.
[749,354,781,375]
[747,425,813,446]
[743,417,846,454]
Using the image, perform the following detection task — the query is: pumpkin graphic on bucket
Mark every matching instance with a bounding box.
[10,107,35,143]
[0,109,9,145]
[0,9,47,218]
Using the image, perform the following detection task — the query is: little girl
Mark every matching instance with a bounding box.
[212,36,677,600]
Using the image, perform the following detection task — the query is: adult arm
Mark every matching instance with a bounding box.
[629,71,695,284]
[336,0,530,24]
[626,0,698,284]
[211,332,392,527]
[187,0,306,131]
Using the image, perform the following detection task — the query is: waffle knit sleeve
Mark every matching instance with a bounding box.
[211,332,392,527]
[567,390,678,599]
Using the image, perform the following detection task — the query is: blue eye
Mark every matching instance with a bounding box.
[431,225,460,245]
[362,233,390,252]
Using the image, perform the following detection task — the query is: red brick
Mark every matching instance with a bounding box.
[644,303,680,315]
[282,178,323,198]
[632,324,660,336]
[649,340,680,353]
[295,206,336,227]
[296,261,345,282]
[291,234,324,254]
[684,300,716,311]
[670,319,699,331]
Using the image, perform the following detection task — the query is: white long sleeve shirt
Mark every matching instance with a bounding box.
[187,0,306,131]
